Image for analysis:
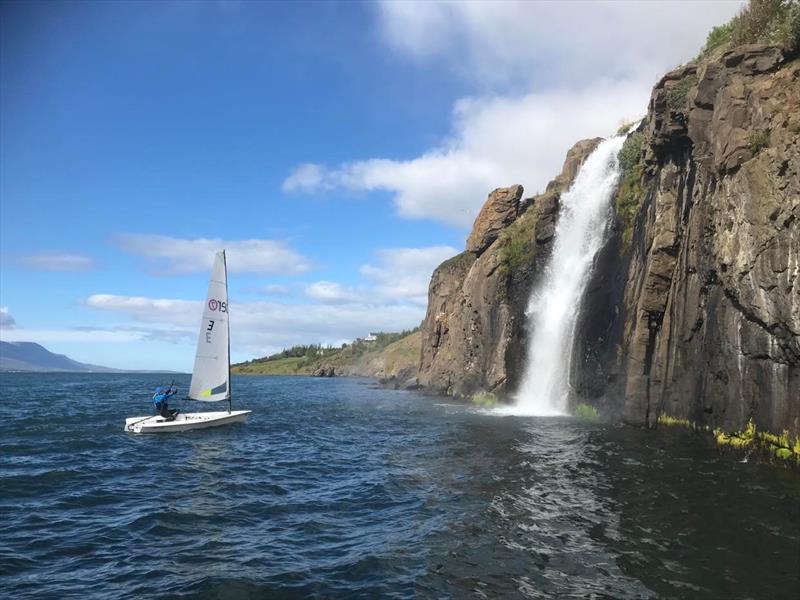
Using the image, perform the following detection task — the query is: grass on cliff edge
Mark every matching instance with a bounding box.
[699,0,800,57]
[666,74,698,111]
[498,207,538,277]
[438,250,476,273]
[615,132,646,251]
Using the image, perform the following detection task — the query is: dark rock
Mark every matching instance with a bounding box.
[418,139,601,398]
[573,46,800,436]
[466,185,523,255]
[312,365,335,377]
[722,44,783,74]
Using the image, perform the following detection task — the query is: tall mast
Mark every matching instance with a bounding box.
[224,249,232,414]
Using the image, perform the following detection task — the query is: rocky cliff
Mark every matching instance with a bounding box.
[418,139,601,397]
[575,44,799,436]
[418,44,799,437]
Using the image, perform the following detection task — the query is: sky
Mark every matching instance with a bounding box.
[0,0,743,371]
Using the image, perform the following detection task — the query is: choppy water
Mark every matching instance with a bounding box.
[1,373,798,599]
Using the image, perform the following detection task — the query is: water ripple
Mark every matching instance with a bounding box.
[0,373,798,599]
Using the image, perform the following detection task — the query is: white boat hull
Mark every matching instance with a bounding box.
[124,410,251,433]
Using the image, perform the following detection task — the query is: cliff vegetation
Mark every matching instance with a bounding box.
[699,0,800,57]
[233,329,420,382]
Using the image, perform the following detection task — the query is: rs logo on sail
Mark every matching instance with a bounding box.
[208,299,227,312]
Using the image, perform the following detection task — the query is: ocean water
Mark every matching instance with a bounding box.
[0,373,798,599]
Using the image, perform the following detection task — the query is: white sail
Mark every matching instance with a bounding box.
[188,251,230,402]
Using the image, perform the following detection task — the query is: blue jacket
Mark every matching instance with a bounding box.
[152,387,176,406]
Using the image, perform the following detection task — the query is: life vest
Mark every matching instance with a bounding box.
[153,387,167,405]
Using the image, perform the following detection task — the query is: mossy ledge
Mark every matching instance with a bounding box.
[574,403,599,421]
[657,414,800,467]
[438,250,476,272]
[615,131,646,251]
[498,208,538,276]
[471,391,499,407]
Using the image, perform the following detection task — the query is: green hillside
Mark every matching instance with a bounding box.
[232,329,420,378]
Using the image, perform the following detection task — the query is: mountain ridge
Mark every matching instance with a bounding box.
[0,341,177,373]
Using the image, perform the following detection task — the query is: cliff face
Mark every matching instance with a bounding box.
[575,45,799,435]
[417,140,601,397]
[419,43,798,436]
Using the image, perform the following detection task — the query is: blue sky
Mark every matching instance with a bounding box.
[0,0,741,370]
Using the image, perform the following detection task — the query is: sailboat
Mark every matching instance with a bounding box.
[125,250,251,433]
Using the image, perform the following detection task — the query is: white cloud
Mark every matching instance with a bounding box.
[86,295,200,326]
[303,245,459,306]
[259,284,291,296]
[375,0,743,86]
[0,307,16,329]
[282,163,330,193]
[84,293,424,359]
[117,234,312,275]
[284,2,743,228]
[85,243,457,359]
[0,305,156,347]
[21,253,94,272]
[360,245,459,304]
[304,281,361,304]
[0,327,140,343]
[284,82,649,227]
[232,301,423,355]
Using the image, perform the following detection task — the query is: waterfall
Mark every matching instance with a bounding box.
[512,135,625,416]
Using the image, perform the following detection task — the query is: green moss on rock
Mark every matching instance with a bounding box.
[616,121,634,136]
[614,131,648,253]
[714,419,800,466]
[498,209,538,274]
[574,403,599,421]
[657,412,800,467]
[666,74,698,111]
[748,129,771,154]
[658,414,695,429]
[471,391,498,407]
[618,132,645,172]
[438,250,476,273]
[615,163,645,250]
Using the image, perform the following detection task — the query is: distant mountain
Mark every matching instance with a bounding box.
[1,341,135,372]
[0,341,120,372]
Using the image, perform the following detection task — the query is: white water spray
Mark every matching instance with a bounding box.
[511,135,626,416]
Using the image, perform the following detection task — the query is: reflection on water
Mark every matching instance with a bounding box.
[0,373,798,599]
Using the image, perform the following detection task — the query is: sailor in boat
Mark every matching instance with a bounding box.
[152,385,179,421]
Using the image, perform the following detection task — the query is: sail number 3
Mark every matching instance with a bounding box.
[206,319,215,343]
[206,299,226,344]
